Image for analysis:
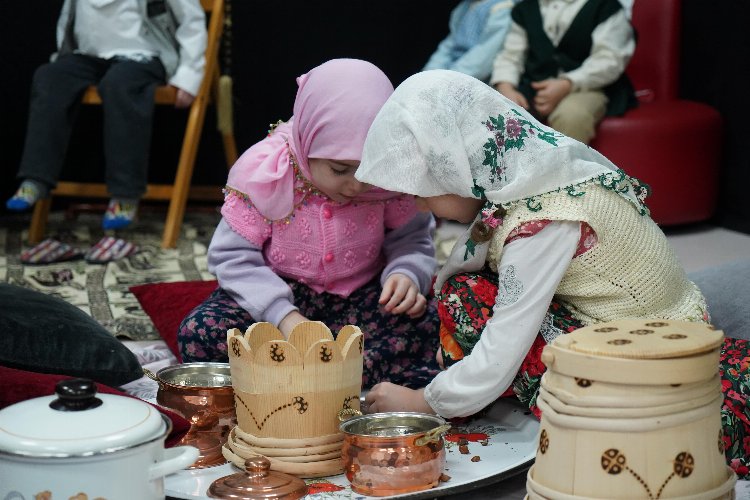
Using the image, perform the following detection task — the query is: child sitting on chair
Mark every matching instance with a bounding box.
[178,59,441,389]
[6,0,207,231]
[490,0,637,144]
[356,70,750,479]
[423,0,519,83]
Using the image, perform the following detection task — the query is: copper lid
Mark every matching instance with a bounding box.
[207,457,308,499]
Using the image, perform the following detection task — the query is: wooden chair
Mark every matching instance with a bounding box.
[28,0,238,249]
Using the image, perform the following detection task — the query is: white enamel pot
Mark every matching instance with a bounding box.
[0,378,199,500]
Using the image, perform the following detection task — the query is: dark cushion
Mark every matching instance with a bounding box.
[689,259,750,341]
[130,280,218,361]
[0,283,143,387]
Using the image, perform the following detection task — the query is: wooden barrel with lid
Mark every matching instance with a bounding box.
[529,319,736,499]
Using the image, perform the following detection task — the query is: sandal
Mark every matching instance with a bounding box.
[20,238,85,265]
[85,236,139,264]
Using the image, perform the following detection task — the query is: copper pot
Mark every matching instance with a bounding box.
[144,362,236,468]
[338,411,450,497]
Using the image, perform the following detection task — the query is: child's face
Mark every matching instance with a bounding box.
[417,194,483,223]
[308,158,371,203]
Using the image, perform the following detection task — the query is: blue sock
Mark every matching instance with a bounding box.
[6,180,47,211]
[102,198,139,230]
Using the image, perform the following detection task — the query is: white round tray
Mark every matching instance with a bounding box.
[164,398,538,499]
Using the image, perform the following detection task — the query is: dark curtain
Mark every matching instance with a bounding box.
[681,0,750,234]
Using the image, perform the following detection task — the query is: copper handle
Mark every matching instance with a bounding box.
[142,368,166,390]
[143,368,160,381]
[415,424,451,446]
[338,408,362,421]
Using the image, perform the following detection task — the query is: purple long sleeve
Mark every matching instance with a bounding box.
[209,211,437,325]
[207,219,298,327]
[380,212,438,295]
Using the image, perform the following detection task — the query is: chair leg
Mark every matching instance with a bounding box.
[162,97,209,249]
[28,198,52,245]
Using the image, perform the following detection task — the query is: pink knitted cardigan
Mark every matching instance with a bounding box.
[221,177,418,296]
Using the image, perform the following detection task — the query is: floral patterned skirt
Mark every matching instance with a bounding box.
[177,277,440,390]
[438,269,750,479]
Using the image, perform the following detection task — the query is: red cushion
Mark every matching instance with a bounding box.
[0,365,191,447]
[591,100,722,225]
[627,0,681,101]
[130,281,218,362]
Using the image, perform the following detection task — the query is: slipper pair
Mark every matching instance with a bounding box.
[20,237,139,265]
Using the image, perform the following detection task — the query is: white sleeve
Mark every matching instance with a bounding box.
[489,21,528,87]
[166,0,207,96]
[560,9,635,91]
[55,0,72,55]
[424,220,580,418]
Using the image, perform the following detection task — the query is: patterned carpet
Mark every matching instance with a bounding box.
[0,210,461,342]
[0,209,220,340]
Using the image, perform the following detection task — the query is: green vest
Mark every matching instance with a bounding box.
[512,0,637,116]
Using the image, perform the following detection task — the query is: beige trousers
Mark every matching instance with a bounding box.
[547,90,608,144]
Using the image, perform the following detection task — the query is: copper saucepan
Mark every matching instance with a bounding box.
[338,410,450,496]
[144,362,236,468]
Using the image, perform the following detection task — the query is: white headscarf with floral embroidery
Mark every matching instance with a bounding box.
[356,69,649,289]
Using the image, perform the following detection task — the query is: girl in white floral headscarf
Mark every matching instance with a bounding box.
[357,69,709,419]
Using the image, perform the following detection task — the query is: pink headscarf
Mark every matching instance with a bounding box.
[226,59,396,220]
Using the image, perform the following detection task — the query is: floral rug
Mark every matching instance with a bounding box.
[0,211,461,342]
[0,210,219,341]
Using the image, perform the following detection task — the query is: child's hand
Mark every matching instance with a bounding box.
[531,78,572,117]
[380,273,427,318]
[364,383,435,414]
[495,82,529,109]
[173,87,196,109]
[278,310,309,339]
[436,348,445,370]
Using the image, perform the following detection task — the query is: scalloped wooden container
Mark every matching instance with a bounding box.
[227,321,363,440]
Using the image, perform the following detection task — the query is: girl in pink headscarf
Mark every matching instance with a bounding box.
[177,59,440,388]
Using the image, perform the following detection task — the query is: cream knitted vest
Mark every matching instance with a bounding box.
[487,184,708,325]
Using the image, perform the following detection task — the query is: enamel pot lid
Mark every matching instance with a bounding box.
[0,378,166,458]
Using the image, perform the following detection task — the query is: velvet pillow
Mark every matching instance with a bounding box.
[130,280,218,361]
[0,283,143,387]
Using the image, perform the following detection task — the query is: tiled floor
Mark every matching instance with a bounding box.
[429,222,750,499]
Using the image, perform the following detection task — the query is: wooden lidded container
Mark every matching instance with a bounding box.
[528,319,736,499]
[222,321,363,477]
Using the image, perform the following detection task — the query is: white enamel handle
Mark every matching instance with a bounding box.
[149,445,199,480]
